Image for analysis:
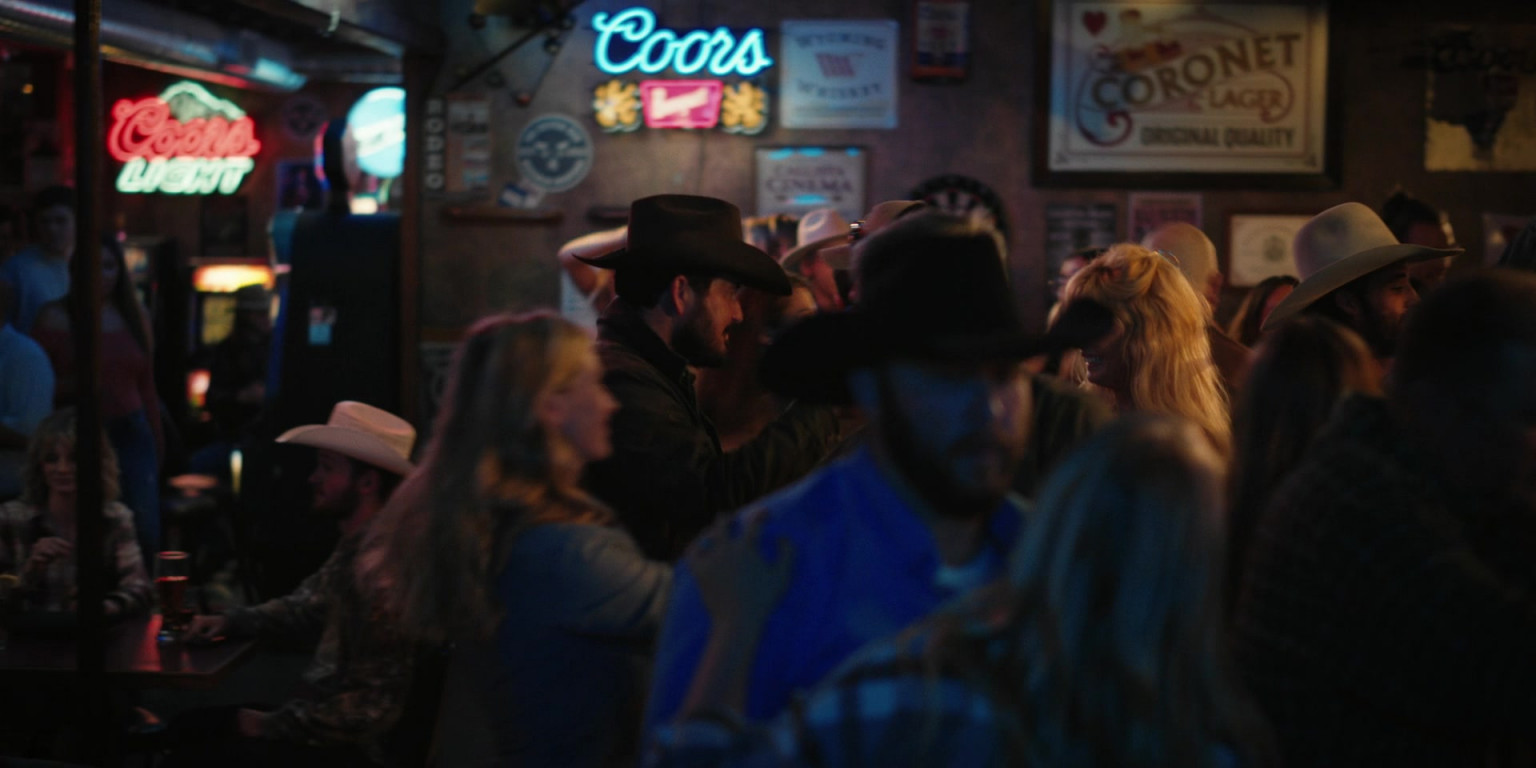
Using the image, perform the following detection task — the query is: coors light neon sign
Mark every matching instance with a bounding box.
[109,81,261,196]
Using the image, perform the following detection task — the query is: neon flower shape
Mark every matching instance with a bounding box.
[720,81,768,135]
[109,81,262,195]
[593,79,642,133]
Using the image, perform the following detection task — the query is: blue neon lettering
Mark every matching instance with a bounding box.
[670,30,713,74]
[592,7,773,77]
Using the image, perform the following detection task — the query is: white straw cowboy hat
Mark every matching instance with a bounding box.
[276,401,416,476]
[779,208,851,273]
[1262,202,1462,331]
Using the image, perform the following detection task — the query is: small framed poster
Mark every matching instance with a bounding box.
[1045,203,1120,275]
[755,146,868,222]
[1127,192,1203,242]
[276,159,325,211]
[780,20,900,129]
[1035,1,1338,189]
[1228,213,1310,286]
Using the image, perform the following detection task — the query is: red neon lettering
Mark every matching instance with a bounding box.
[108,97,261,162]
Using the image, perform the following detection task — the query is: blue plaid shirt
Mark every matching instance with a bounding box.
[647,630,1005,768]
[645,447,1026,730]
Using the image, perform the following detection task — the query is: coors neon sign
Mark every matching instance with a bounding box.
[109,81,262,196]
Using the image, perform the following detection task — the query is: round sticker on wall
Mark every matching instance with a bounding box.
[281,95,329,143]
[514,114,594,193]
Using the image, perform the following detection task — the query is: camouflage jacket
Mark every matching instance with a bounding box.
[225,532,412,759]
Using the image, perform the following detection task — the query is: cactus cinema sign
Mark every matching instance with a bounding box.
[109,81,262,195]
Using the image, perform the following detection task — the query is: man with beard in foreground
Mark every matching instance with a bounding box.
[644,214,1112,727]
[580,195,842,562]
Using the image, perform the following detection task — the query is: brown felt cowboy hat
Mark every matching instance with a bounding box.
[1263,202,1462,331]
[761,215,1113,404]
[578,194,791,296]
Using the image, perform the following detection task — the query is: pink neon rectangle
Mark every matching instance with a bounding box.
[640,80,723,130]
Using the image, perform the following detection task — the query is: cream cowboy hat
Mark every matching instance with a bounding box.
[1262,202,1461,331]
[779,208,851,273]
[276,401,415,476]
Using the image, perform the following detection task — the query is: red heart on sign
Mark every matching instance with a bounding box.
[1083,10,1107,36]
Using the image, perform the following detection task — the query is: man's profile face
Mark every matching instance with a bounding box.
[672,277,743,368]
[36,205,74,256]
[796,252,844,312]
[1345,262,1419,358]
[875,358,1032,517]
[310,449,361,514]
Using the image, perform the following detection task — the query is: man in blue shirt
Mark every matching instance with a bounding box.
[0,282,55,498]
[0,186,75,334]
[645,213,1112,727]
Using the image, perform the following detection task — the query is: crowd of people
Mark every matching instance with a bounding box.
[2,182,1536,768]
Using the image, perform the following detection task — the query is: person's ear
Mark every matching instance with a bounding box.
[667,275,694,317]
[357,467,381,497]
[536,390,567,434]
[1333,289,1363,320]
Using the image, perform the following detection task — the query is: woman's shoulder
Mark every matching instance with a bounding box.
[510,520,641,564]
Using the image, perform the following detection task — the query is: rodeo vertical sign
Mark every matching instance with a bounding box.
[1046,3,1329,175]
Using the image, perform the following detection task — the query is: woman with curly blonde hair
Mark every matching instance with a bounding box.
[1062,243,1231,453]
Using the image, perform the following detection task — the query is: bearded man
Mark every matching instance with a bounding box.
[580,195,841,562]
[1263,202,1461,380]
[644,214,1112,727]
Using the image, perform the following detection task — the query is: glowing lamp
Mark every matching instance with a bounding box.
[592,7,773,78]
[109,81,261,196]
[193,264,274,293]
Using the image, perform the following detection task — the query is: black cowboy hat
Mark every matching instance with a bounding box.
[762,216,1114,404]
[577,194,791,295]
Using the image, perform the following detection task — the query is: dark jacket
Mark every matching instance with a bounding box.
[435,522,672,768]
[1208,324,1251,399]
[1233,395,1536,768]
[1012,374,1113,499]
[583,304,841,561]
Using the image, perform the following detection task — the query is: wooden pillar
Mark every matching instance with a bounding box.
[71,0,110,762]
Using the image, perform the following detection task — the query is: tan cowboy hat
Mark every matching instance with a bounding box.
[277,401,415,476]
[779,208,850,273]
[1262,202,1461,331]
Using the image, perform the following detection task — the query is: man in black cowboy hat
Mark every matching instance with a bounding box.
[579,194,842,562]
[645,213,1111,727]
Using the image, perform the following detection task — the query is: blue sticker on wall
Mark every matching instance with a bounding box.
[514,114,594,193]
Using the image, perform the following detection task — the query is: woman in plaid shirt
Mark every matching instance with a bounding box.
[652,415,1276,768]
[0,408,152,617]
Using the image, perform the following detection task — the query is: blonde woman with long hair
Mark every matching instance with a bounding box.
[0,408,152,617]
[360,311,671,767]
[1062,244,1232,453]
[652,415,1274,767]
